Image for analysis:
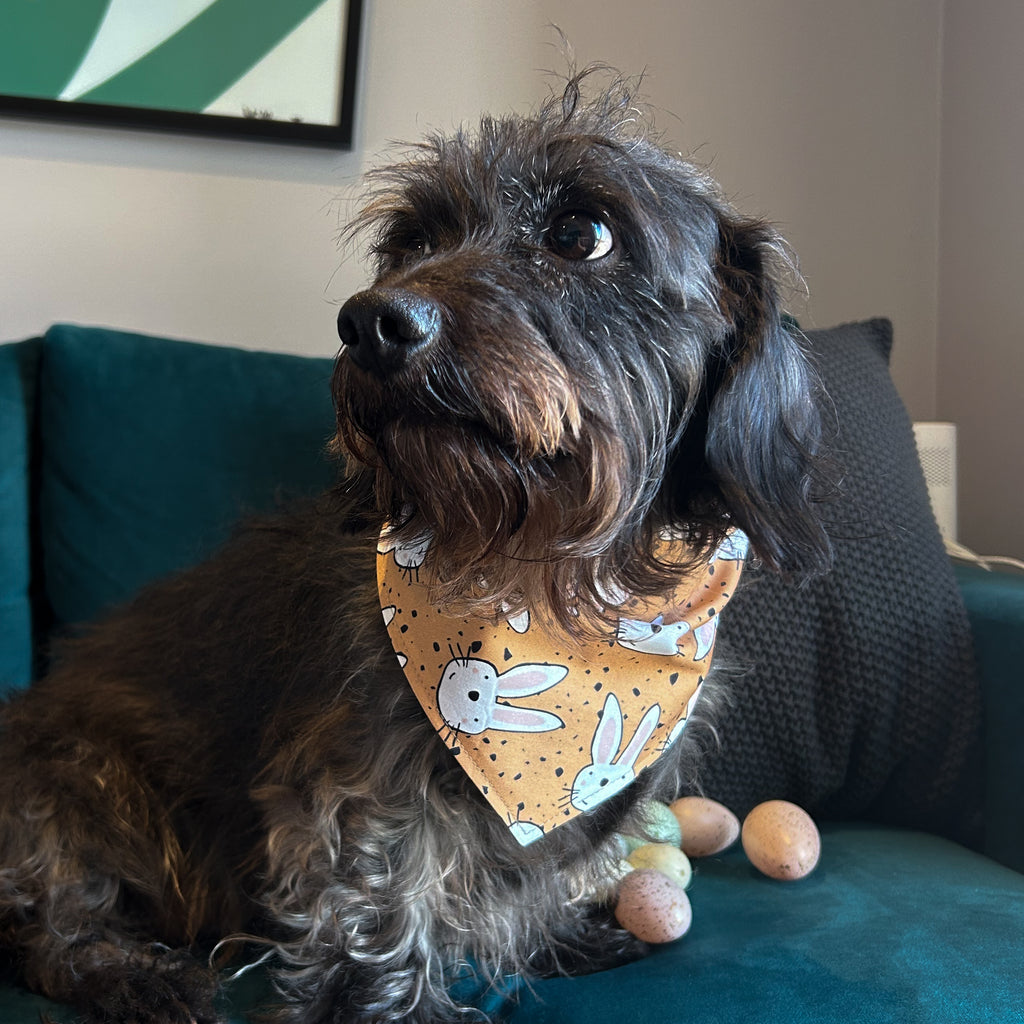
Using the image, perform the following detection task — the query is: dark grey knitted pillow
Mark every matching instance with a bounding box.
[697,319,983,846]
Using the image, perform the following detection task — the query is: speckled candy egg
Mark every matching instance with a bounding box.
[638,800,683,847]
[741,800,821,880]
[619,800,683,853]
[669,797,741,857]
[626,842,693,890]
[614,869,692,943]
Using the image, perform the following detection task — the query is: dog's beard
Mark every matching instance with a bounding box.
[329,78,834,631]
[333,342,711,637]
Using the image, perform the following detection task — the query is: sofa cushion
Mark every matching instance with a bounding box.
[499,826,1024,1023]
[955,562,1024,872]
[8,826,1021,1023]
[38,324,337,629]
[0,339,41,693]
[701,319,983,845]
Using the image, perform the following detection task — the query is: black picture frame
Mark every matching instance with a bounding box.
[0,0,363,149]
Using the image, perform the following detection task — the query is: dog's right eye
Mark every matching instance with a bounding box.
[407,236,432,258]
[546,212,614,261]
[393,234,432,264]
[379,225,433,267]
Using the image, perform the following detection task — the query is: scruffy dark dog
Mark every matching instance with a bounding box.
[0,73,830,1024]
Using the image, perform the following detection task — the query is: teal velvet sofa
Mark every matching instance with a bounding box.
[1,322,1022,1023]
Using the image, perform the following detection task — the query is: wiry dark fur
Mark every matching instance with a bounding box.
[0,72,830,1024]
[336,77,828,635]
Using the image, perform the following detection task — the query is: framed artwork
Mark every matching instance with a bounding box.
[0,0,363,147]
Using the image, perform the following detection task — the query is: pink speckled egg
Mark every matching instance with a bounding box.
[614,869,692,943]
[741,800,821,880]
[669,796,741,857]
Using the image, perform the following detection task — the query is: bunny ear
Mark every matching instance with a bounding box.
[592,694,624,765]
[496,662,568,698]
[378,523,431,568]
[715,528,750,563]
[506,609,531,634]
[693,617,719,661]
[617,703,662,769]
[489,705,565,733]
[616,617,656,645]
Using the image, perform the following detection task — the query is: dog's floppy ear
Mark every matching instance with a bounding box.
[705,214,832,577]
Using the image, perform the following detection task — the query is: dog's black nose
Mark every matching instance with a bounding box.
[337,288,441,377]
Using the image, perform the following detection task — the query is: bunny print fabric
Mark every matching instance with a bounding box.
[378,528,747,845]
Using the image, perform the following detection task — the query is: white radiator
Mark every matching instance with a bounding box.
[913,422,958,542]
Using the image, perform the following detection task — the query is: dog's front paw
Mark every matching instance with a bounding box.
[528,905,650,978]
[53,945,221,1024]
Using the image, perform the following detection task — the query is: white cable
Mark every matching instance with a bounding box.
[945,539,1024,574]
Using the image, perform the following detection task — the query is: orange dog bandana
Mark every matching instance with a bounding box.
[378,527,747,845]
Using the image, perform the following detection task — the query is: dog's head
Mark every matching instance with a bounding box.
[333,71,832,632]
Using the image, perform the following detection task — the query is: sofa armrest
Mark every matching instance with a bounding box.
[955,563,1024,873]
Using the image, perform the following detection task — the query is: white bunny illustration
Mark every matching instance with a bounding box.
[378,524,431,573]
[570,694,661,812]
[436,658,567,735]
[380,606,409,667]
[505,609,531,634]
[692,615,719,661]
[712,528,750,563]
[496,600,531,635]
[660,681,705,750]
[506,808,546,846]
[615,614,691,656]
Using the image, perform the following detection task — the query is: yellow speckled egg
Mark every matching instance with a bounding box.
[626,843,693,890]
[669,797,741,857]
[741,800,821,880]
[614,869,692,943]
[608,857,635,883]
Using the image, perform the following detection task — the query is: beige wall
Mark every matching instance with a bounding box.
[0,0,943,389]
[0,1,548,359]
[938,0,1024,558]
[545,0,944,419]
[0,0,1019,555]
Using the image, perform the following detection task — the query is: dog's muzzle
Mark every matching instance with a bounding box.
[337,288,442,378]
